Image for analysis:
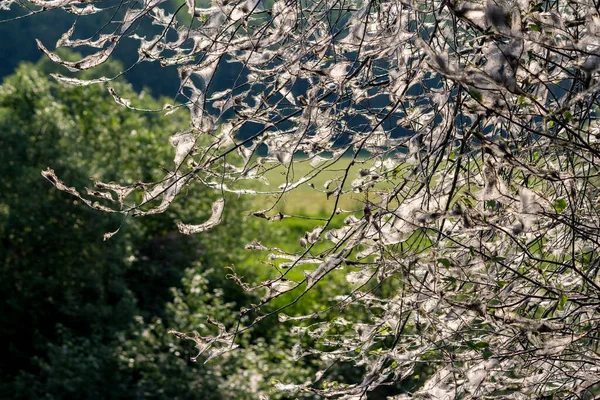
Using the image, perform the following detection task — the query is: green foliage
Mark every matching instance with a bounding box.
[119,268,318,399]
[0,62,139,398]
[0,58,313,399]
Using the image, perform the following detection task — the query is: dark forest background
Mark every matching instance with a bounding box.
[0,8,322,399]
[0,5,411,398]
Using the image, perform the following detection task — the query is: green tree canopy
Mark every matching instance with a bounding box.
[0,58,308,399]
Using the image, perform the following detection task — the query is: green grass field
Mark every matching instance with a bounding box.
[251,156,394,215]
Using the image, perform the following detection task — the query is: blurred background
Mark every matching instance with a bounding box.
[0,6,324,399]
[0,3,405,398]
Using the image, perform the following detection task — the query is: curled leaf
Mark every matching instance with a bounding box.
[177,198,225,234]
